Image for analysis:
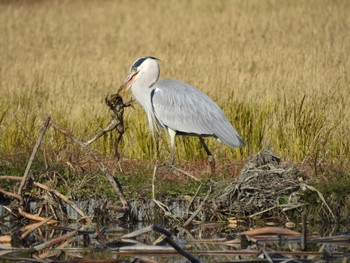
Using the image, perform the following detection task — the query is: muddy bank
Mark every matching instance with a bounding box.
[1,148,350,262]
[1,150,342,227]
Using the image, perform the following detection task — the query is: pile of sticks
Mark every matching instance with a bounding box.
[216,149,336,221]
[0,94,134,248]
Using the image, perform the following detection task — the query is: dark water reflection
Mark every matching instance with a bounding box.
[1,200,349,262]
[1,219,349,262]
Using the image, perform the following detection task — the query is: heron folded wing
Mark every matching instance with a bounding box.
[151,79,243,147]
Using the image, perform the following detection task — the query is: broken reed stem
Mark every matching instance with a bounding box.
[49,121,129,210]
[33,181,90,223]
[18,116,51,196]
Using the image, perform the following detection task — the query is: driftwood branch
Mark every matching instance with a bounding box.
[50,121,129,210]
[18,116,51,195]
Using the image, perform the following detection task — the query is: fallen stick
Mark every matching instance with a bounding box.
[0,188,24,206]
[33,230,78,251]
[18,116,51,195]
[18,207,58,224]
[33,181,89,222]
[50,121,129,210]
[20,217,52,240]
[241,227,300,237]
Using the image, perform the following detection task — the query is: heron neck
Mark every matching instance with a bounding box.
[131,80,158,132]
[131,81,154,111]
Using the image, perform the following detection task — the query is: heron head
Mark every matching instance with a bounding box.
[118,56,160,97]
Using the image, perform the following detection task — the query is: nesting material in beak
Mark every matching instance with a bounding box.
[117,72,138,97]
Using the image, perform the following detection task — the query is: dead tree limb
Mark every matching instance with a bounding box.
[18,116,51,195]
[50,121,129,210]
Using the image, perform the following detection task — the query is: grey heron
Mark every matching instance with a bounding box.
[118,56,243,170]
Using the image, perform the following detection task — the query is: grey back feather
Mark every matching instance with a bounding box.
[151,79,243,147]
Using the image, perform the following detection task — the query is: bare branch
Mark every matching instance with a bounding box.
[49,121,129,210]
[18,116,51,195]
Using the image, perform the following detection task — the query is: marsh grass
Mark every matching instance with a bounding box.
[0,0,349,176]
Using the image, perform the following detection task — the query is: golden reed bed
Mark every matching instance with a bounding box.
[0,0,349,167]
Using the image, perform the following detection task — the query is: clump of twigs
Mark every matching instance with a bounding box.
[0,93,133,228]
[216,149,307,218]
[85,93,133,159]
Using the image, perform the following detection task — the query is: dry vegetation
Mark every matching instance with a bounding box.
[0,0,349,176]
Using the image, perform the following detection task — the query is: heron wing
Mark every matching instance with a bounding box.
[151,79,243,147]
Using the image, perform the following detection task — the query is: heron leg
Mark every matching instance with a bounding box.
[199,136,215,173]
[168,129,177,165]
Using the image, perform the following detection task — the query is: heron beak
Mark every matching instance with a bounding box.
[117,72,138,97]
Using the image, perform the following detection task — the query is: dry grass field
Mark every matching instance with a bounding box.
[0,0,349,174]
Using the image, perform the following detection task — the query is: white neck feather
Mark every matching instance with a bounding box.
[131,59,160,132]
